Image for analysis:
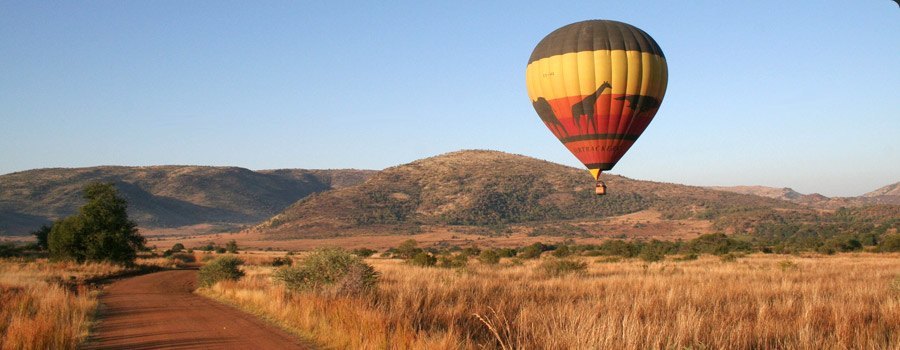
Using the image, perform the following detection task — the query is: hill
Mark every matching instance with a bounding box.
[710,183,900,208]
[255,150,805,239]
[864,182,900,198]
[706,186,810,202]
[0,166,373,235]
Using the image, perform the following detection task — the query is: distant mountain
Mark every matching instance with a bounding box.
[864,182,900,197]
[254,150,799,239]
[260,169,376,189]
[710,182,900,208]
[5,152,894,240]
[706,186,809,201]
[0,166,374,235]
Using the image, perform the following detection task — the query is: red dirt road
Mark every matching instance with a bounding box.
[84,269,310,349]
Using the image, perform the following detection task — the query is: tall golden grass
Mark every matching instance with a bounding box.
[0,257,175,349]
[200,253,900,349]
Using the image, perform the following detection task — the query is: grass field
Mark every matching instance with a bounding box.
[200,253,900,349]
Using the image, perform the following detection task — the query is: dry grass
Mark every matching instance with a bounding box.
[0,257,173,349]
[200,253,900,349]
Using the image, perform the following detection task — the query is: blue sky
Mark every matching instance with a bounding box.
[1,1,898,197]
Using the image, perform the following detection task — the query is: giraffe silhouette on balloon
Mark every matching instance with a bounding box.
[532,97,568,137]
[571,81,611,133]
[615,94,661,116]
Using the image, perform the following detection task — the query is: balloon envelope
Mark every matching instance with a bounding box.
[526,20,668,179]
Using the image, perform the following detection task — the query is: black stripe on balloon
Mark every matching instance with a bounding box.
[560,134,640,143]
[528,20,665,64]
[585,163,617,171]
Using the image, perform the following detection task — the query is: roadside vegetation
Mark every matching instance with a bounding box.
[0,182,161,349]
[198,250,900,349]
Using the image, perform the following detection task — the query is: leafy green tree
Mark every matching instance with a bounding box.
[49,216,83,261]
[48,182,144,265]
[171,243,185,252]
[30,224,52,250]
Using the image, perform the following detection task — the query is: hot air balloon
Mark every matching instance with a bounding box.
[525,20,668,195]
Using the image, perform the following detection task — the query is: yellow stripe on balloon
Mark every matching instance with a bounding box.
[525,50,667,101]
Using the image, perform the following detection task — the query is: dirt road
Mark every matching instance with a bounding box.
[84,269,309,349]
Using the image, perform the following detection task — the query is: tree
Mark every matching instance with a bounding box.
[30,224,52,250]
[171,243,185,252]
[226,240,238,254]
[48,182,145,265]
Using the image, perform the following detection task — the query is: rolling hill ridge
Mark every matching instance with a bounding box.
[709,183,900,208]
[254,150,821,239]
[3,151,896,242]
[0,166,374,235]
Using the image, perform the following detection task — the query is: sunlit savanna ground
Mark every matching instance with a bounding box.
[201,253,900,349]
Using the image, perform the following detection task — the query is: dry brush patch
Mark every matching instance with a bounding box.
[0,257,174,349]
[197,253,900,349]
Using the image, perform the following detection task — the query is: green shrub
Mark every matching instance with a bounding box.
[778,260,799,271]
[0,243,23,258]
[169,252,196,264]
[351,248,377,257]
[496,248,517,258]
[539,259,587,277]
[272,256,293,267]
[171,243,185,252]
[639,246,665,263]
[438,254,468,268]
[225,240,238,254]
[460,247,481,257]
[215,247,227,254]
[518,242,545,259]
[396,239,422,259]
[273,248,377,296]
[720,252,742,263]
[879,234,900,252]
[478,249,501,265]
[411,252,437,267]
[198,256,244,287]
[551,245,571,258]
[597,239,640,257]
[674,253,699,261]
